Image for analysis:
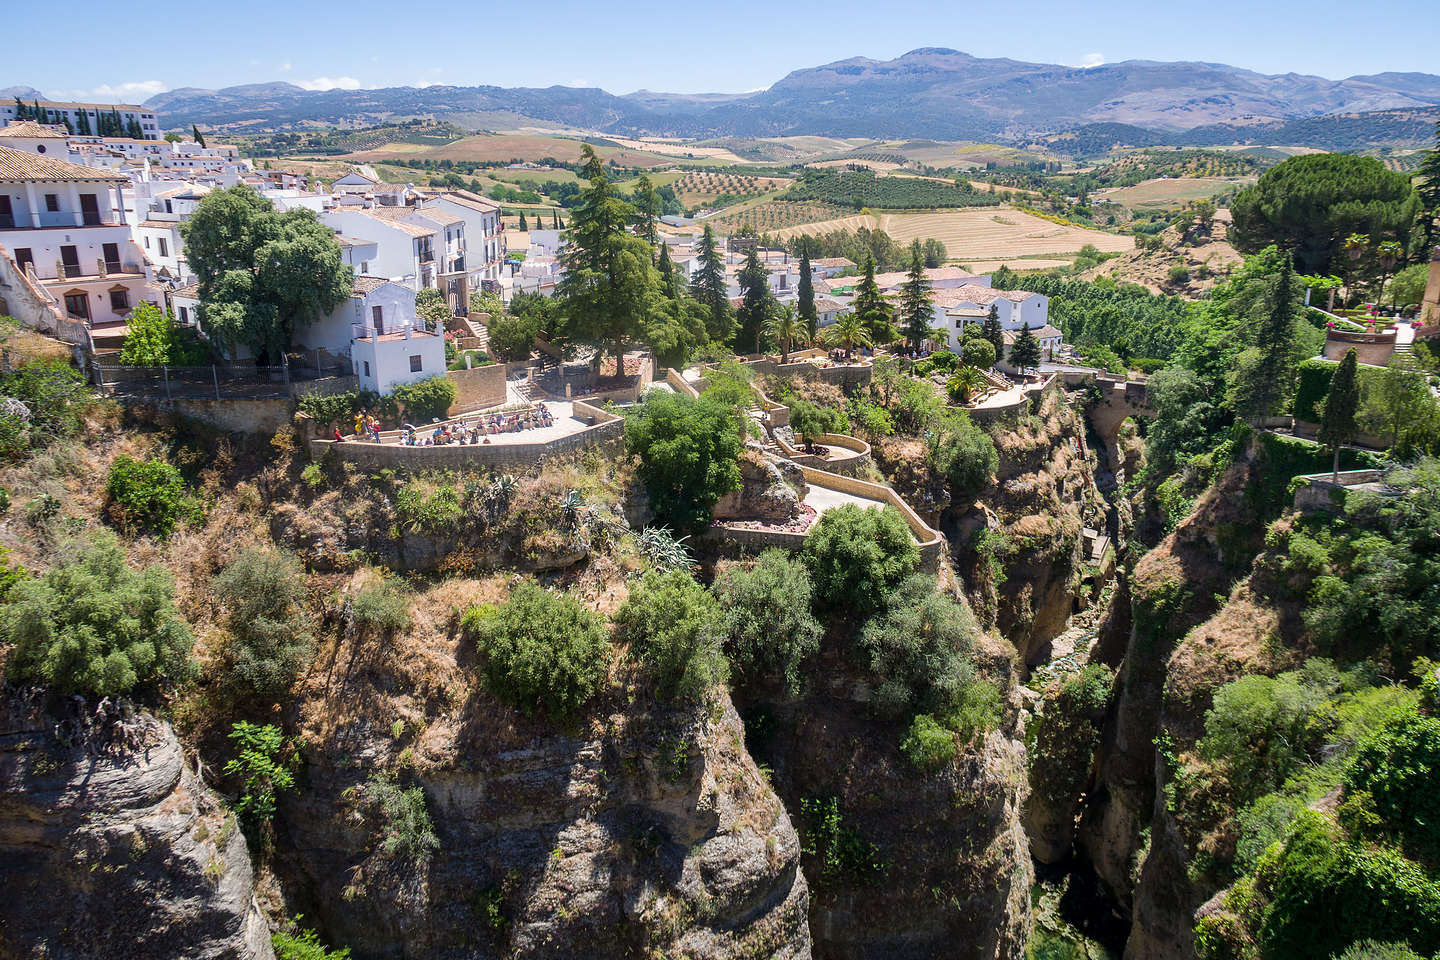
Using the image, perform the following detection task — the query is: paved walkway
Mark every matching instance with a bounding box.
[803,483,890,516]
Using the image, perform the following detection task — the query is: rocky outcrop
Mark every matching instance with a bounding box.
[742,637,1032,960]
[714,450,806,524]
[275,680,809,960]
[0,696,272,960]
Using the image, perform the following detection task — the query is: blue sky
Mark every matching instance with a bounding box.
[8,0,1440,102]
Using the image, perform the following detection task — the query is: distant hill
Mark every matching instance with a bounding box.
[9,48,1439,147]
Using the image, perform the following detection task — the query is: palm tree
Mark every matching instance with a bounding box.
[822,313,873,361]
[764,303,808,365]
[1375,240,1404,308]
[946,367,985,404]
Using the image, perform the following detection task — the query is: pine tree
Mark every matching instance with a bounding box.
[899,240,933,351]
[556,143,655,376]
[13,97,27,121]
[1318,347,1360,481]
[690,225,732,345]
[1008,323,1042,374]
[1228,251,1302,422]
[797,239,817,341]
[657,243,682,300]
[735,247,772,355]
[192,124,206,147]
[1416,119,1440,256]
[633,174,660,249]
[853,255,894,346]
[982,303,1004,362]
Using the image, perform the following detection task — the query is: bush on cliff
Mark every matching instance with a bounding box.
[614,568,728,702]
[2,532,195,698]
[713,549,822,694]
[802,504,918,617]
[463,580,609,718]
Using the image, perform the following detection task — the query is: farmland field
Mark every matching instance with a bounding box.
[769,207,1133,261]
[1095,175,1256,209]
[342,133,683,168]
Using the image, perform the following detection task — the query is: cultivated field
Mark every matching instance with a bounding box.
[770,207,1134,260]
[343,134,681,168]
[1096,176,1256,209]
[604,137,751,165]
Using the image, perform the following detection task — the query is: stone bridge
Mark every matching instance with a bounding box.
[1085,376,1152,450]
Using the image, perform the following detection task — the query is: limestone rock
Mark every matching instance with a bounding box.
[0,696,272,960]
[713,453,804,524]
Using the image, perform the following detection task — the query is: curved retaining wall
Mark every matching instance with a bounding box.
[773,432,872,476]
[707,464,945,572]
[307,399,624,471]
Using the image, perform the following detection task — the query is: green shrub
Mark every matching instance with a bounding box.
[118,303,209,365]
[802,504,918,617]
[1199,669,1335,805]
[105,455,199,536]
[925,411,998,500]
[713,549,822,694]
[1343,709,1440,864]
[224,721,294,826]
[855,574,978,718]
[487,313,539,362]
[0,359,91,460]
[797,794,885,885]
[625,392,743,532]
[1168,263,1191,284]
[901,713,957,770]
[395,482,463,534]
[2,532,195,697]
[788,399,850,446]
[463,581,609,718]
[350,578,411,636]
[272,921,351,960]
[1259,813,1440,960]
[1332,941,1425,960]
[961,338,996,370]
[392,376,457,422]
[614,569,728,702]
[213,548,313,698]
[363,773,439,863]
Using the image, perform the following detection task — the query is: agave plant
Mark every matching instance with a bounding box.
[562,489,586,526]
[637,525,695,570]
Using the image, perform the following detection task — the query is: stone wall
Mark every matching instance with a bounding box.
[798,465,946,570]
[774,432,871,476]
[1323,328,1397,366]
[308,400,624,471]
[128,396,297,435]
[446,363,506,412]
[1292,470,1385,513]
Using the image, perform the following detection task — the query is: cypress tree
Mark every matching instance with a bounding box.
[1318,347,1360,481]
[33,101,44,124]
[13,97,28,121]
[76,108,90,135]
[797,239,817,341]
[1009,323,1042,374]
[983,303,1004,362]
[192,124,205,147]
[519,211,527,231]
[899,240,933,351]
[691,225,732,345]
[853,255,893,346]
[552,209,560,229]
[735,247,772,355]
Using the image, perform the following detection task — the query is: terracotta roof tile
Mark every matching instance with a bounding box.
[0,121,67,139]
[0,144,126,182]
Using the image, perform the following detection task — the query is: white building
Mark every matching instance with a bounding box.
[0,121,69,156]
[321,206,440,290]
[1,101,160,139]
[0,145,155,335]
[336,277,446,394]
[933,285,1051,352]
[419,190,505,282]
[331,171,380,195]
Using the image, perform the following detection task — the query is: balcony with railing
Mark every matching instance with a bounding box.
[29,257,145,284]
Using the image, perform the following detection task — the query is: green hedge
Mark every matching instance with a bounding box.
[1293,357,1385,424]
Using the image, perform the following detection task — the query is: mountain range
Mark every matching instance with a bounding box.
[18,49,1440,144]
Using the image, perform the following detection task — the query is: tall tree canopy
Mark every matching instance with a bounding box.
[183,185,351,359]
[853,255,895,346]
[899,241,933,351]
[735,247,773,355]
[1230,154,1419,274]
[690,225,733,345]
[797,239,817,341]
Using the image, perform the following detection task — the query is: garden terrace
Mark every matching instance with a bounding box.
[305,398,623,470]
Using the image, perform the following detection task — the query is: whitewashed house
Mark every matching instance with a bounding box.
[332,171,380,195]
[320,206,441,290]
[422,190,504,282]
[0,145,155,335]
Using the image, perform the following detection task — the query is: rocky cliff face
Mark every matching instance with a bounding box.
[0,696,272,960]
[271,610,809,960]
[952,388,1108,666]
[742,635,1033,960]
